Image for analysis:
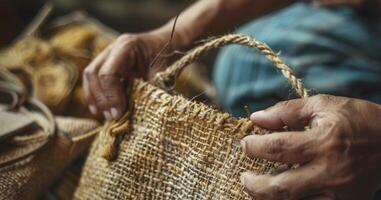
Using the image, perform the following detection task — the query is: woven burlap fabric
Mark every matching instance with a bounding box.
[0,117,99,200]
[75,80,281,200]
[75,34,308,200]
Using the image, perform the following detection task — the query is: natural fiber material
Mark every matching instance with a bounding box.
[75,34,308,200]
[0,22,114,118]
[155,34,308,98]
[0,116,99,200]
[33,61,78,113]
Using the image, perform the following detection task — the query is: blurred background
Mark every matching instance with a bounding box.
[0,0,217,121]
[1,1,381,200]
[0,2,207,199]
[0,0,190,47]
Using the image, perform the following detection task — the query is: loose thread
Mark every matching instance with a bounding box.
[101,112,131,161]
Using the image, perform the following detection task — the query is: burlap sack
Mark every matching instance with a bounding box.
[74,34,308,200]
[0,69,100,200]
[0,117,99,200]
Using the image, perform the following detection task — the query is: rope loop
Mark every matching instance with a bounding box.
[154,34,309,98]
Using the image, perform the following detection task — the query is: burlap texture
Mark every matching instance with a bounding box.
[74,34,307,199]
[0,117,99,200]
[75,79,281,200]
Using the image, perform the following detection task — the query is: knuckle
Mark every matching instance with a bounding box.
[324,113,349,138]
[117,34,132,42]
[264,138,286,160]
[272,99,300,112]
[312,94,353,111]
[321,120,350,154]
[98,72,114,80]
[84,67,94,78]
[98,72,121,83]
[310,94,336,108]
[117,34,139,46]
[94,94,106,105]
[313,94,334,103]
[103,89,119,100]
[274,100,292,109]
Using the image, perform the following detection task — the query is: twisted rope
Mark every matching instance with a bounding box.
[154,34,309,98]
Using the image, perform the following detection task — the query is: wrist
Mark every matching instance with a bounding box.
[148,21,194,52]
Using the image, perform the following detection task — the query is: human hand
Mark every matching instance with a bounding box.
[240,95,381,199]
[83,33,168,120]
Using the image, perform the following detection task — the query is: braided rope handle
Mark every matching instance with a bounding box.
[153,34,309,98]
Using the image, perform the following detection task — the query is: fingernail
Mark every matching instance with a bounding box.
[89,105,97,114]
[241,172,258,185]
[103,111,112,121]
[240,172,251,186]
[110,107,119,119]
[250,110,265,120]
[240,139,247,154]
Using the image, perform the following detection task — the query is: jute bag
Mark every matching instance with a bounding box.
[0,69,99,200]
[74,34,309,200]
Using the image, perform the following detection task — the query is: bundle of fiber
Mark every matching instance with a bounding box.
[32,61,78,113]
[0,24,114,117]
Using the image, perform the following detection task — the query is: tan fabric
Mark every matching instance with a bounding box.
[0,117,99,200]
[75,80,280,200]
[0,66,100,200]
[75,34,308,200]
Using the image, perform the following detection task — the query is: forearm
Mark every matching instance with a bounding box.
[150,0,296,50]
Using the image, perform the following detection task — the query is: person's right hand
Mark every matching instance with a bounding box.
[83,33,167,121]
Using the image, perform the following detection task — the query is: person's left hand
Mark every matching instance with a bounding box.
[240,95,381,200]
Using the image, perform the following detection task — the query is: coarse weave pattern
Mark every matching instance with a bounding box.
[0,117,99,200]
[75,34,307,200]
[75,80,281,200]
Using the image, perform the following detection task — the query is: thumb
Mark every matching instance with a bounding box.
[250,98,314,130]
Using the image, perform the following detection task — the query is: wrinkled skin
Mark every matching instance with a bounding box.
[241,95,381,200]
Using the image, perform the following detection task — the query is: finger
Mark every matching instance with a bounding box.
[97,45,132,120]
[83,77,97,114]
[241,130,318,164]
[241,164,323,200]
[250,98,311,130]
[83,50,109,114]
[250,95,337,130]
[97,73,126,120]
[83,47,111,119]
